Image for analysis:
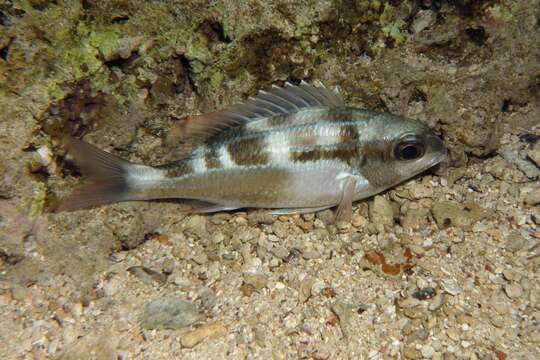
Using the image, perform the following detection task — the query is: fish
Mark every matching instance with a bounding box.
[55,81,446,221]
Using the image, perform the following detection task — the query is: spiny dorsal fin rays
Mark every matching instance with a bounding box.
[247,96,287,114]
[270,85,301,110]
[257,90,299,112]
[172,82,344,152]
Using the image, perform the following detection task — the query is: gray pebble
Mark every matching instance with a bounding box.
[183,215,209,239]
[369,195,394,226]
[421,344,435,359]
[412,10,436,33]
[401,208,430,230]
[527,143,540,168]
[191,252,208,265]
[316,209,335,226]
[301,249,322,260]
[428,293,445,311]
[272,221,289,238]
[504,283,523,298]
[127,266,167,285]
[331,301,364,339]
[199,287,217,309]
[139,297,202,330]
[432,201,471,229]
[522,187,540,206]
[505,231,528,253]
[247,210,276,226]
[500,149,540,179]
[243,274,267,290]
[271,245,290,260]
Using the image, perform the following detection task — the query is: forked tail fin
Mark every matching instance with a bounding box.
[54,137,138,212]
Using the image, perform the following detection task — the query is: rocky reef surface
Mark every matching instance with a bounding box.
[1,0,539,358]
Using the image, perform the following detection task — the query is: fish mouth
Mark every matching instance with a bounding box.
[426,135,447,167]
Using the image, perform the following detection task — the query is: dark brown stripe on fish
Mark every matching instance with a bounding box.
[289,126,319,147]
[227,136,269,166]
[358,140,395,187]
[159,160,193,178]
[362,141,393,162]
[204,147,221,169]
[340,124,359,143]
[290,143,360,165]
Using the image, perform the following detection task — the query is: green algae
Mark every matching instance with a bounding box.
[29,182,47,218]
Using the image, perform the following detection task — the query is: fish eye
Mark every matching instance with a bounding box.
[394,136,425,161]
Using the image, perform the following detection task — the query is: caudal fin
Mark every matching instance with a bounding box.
[54,137,135,212]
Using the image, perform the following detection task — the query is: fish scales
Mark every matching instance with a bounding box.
[56,82,446,219]
[192,115,365,171]
[150,115,381,207]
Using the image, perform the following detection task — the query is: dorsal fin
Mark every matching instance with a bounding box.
[171,81,344,153]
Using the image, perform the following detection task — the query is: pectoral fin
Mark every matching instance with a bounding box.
[335,176,357,223]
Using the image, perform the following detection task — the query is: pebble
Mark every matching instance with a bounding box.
[298,277,314,303]
[428,293,445,311]
[522,187,540,205]
[504,231,528,253]
[139,297,202,330]
[351,214,368,227]
[412,9,436,34]
[199,287,217,309]
[432,202,470,228]
[401,208,429,230]
[490,293,510,315]
[243,257,262,274]
[127,266,168,285]
[489,313,505,328]
[183,215,208,239]
[500,149,540,179]
[412,287,436,300]
[369,195,394,226]
[403,344,422,359]
[271,245,290,260]
[11,286,31,301]
[331,301,363,339]
[403,307,428,319]
[316,209,335,226]
[527,143,540,167]
[243,274,268,291]
[409,183,434,199]
[301,249,322,260]
[421,344,435,359]
[441,279,461,296]
[0,292,11,306]
[272,221,289,238]
[191,252,208,265]
[504,283,523,298]
[247,210,276,225]
[181,322,226,348]
[58,330,117,359]
[311,279,326,297]
[502,269,521,282]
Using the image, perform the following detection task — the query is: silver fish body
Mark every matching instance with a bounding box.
[58,82,446,219]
